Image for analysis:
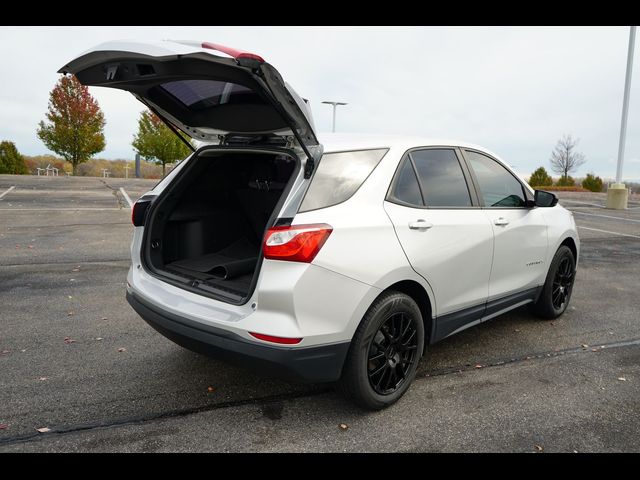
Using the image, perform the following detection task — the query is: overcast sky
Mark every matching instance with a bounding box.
[1,26,638,180]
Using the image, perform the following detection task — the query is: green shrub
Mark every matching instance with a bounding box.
[556,175,576,187]
[581,173,603,192]
[528,167,553,187]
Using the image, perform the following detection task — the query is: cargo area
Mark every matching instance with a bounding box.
[143,149,298,302]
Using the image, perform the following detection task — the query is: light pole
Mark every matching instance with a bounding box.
[322,101,348,133]
[607,26,636,210]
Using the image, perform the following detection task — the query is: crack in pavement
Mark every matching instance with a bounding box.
[1,337,638,448]
[0,387,332,447]
[420,337,640,378]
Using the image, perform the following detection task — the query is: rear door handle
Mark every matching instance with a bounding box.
[408,219,433,230]
[494,217,509,226]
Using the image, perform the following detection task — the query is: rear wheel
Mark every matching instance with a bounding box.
[338,291,425,410]
[531,245,576,319]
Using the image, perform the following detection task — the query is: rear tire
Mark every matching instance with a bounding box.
[531,245,576,319]
[338,291,425,410]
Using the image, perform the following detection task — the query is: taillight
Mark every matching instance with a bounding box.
[249,332,302,345]
[263,224,333,263]
[132,199,152,227]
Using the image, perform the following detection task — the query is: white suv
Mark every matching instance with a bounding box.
[62,40,579,409]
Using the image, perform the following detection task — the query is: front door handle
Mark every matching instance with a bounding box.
[494,217,510,226]
[409,219,433,230]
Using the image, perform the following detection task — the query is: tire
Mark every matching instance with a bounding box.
[338,291,425,410]
[530,245,576,319]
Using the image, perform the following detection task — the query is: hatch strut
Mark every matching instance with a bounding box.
[252,65,320,179]
[138,98,195,152]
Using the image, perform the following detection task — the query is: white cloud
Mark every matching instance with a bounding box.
[1,26,639,181]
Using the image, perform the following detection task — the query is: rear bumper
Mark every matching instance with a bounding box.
[126,291,349,383]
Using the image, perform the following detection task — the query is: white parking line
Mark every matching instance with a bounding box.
[0,185,16,200]
[560,199,605,208]
[578,226,640,239]
[119,187,134,208]
[572,210,640,224]
[0,207,123,211]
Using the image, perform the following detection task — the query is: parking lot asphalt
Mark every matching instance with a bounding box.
[1,175,639,452]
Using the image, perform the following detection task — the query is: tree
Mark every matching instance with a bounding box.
[550,134,586,182]
[132,110,191,177]
[528,166,552,187]
[582,173,603,192]
[0,141,28,175]
[37,75,106,175]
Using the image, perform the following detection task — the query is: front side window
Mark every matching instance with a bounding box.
[465,150,525,207]
[300,149,388,212]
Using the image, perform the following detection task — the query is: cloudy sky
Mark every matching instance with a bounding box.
[1,26,638,180]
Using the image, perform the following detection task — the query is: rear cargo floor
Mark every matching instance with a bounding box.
[166,238,258,294]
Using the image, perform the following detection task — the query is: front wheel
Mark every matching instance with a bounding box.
[531,245,576,319]
[338,291,425,410]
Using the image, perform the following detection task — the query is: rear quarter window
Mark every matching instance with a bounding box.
[299,148,388,212]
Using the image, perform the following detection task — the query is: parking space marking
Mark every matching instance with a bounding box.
[0,207,124,211]
[560,199,605,208]
[0,185,16,200]
[119,187,134,208]
[572,210,640,223]
[577,226,640,239]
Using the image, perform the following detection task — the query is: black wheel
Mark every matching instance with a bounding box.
[338,291,425,410]
[531,245,576,319]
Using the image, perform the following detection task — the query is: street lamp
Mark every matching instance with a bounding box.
[322,101,348,133]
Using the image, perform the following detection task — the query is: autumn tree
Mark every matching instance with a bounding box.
[37,76,105,175]
[0,141,28,175]
[132,110,191,177]
[528,166,552,187]
[550,134,586,182]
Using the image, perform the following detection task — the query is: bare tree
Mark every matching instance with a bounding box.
[550,134,586,181]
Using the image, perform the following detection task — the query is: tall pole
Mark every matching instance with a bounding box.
[135,153,141,178]
[616,26,636,184]
[332,104,337,133]
[322,101,348,133]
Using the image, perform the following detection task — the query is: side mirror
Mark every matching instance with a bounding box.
[534,190,558,207]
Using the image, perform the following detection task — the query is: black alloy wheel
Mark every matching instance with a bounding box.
[552,256,574,311]
[531,245,576,319]
[367,313,419,395]
[338,291,425,410]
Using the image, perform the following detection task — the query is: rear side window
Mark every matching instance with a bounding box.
[390,149,471,207]
[392,159,424,206]
[411,149,472,207]
[300,149,388,212]
[464,150,526,207]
